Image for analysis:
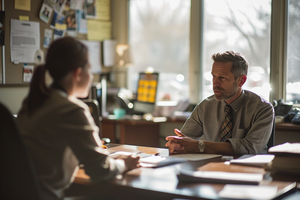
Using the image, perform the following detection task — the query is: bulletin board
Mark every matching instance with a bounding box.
[0,0,112,85]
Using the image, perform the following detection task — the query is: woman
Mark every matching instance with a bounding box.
[17,37,140,200]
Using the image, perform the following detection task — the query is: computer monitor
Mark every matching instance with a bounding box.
[133,72,159,114]
[88,80,123,117]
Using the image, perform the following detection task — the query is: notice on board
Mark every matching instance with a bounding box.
[10,19,40,63]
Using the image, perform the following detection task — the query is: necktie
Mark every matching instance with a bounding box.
[220,105,233,142]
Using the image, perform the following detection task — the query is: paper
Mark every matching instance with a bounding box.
[50,12,66,30]
[140,155,186,168]
[108,151,133,159]
[87,20,111,41]
[19,16,29,21]
[76,10,87,34]
[102,39,116,66]
[23,65,34,82]
[53,29,65,40]
[10,19,40,63]
[43,29,53,48]
[80,40,102,73]
[96,0,110,20]
[178,169,263,185]
[70,0,85,10]
[170,154,222,161]
[15,0,31,11]
[230,154,275,167]
[219,184,278,199]
[269,142,300,154]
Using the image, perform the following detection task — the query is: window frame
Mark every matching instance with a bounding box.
[114,0,292,105]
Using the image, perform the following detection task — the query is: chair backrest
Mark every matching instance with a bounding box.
[267,119,275,149]
[0,102,41,200]
[82,99,101,135]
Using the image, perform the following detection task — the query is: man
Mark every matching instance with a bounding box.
[165,51,274,155]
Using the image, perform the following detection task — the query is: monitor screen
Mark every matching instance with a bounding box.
[133,72,159,114]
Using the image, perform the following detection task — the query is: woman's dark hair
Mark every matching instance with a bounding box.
[20,37,88,115]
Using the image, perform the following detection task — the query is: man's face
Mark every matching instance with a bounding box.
[211,62,240,103]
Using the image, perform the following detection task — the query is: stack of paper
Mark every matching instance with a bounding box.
[230,154,275,167]
[268,143,300,175]
[177,162,265,185]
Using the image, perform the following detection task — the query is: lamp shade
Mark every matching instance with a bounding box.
[116,44,133,67]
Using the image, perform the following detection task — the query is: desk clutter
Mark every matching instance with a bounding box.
[267,142,300,176]
[73,143,300,200]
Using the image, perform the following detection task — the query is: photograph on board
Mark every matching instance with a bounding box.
[39,3,53,23]
[64,10,77,31]
[85,0,97,18]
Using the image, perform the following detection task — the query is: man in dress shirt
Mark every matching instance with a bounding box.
[165,50,274,155]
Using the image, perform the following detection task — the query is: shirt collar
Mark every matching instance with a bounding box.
[222,90,245,112]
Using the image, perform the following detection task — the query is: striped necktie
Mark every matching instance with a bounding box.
[220,105,233,142]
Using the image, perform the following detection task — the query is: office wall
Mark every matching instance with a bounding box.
[0,0,91,84]
[0,0,129,113]
[0,86,28,114]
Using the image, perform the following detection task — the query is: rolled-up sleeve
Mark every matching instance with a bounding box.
[60,101,125,183]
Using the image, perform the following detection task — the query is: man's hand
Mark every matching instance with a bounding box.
[165,129,199,154]
[165,128,185,148]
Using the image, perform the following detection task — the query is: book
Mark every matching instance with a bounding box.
[267,143,300,176]
[230,154,275,167]
[177,162,264,185]
[268,142,300,155]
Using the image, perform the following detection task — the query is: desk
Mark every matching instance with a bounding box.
[101,117,300,148]
[275,122,300,133]
[101,118,161,147]
[65,144,299,200]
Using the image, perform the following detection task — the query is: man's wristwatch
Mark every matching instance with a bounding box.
[198,140,205,153]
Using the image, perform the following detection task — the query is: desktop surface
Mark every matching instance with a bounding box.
[66,144,299,200]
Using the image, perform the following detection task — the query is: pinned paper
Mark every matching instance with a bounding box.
[23,65,34,82]
[19,16,29,21]
[87,20,111,41]
[15,0,31,11]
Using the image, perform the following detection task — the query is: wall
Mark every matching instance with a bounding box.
[0,86,29,114]
[0,0,127,113]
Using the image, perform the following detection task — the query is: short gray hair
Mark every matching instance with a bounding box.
[212,50,248,80]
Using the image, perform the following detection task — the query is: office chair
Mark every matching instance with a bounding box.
[82,99,110,144]
[0,102,41,200]
[266,119,275,149]
[82,99,101,128]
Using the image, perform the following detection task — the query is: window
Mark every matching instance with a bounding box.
[127,0,295,106]
[202,0,271,101]
[128,0,191,103]
[286,0,300,104]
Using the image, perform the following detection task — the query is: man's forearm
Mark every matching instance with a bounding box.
[203,141,235,155]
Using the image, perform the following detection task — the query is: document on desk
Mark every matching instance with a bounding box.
[108,151,186,168]
[140,156,186,168]
[219,184,278,199]
[10,19,40,63]
[230,154,275,167]
[170,153,222,161]
[177,162,265,185]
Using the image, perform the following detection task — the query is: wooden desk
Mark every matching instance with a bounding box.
[275,122,300,133]
[65,144,299,200]
[101,117,300,148]
[101,118,160,147]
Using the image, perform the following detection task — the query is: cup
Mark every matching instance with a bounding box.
[113,108,126,119]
